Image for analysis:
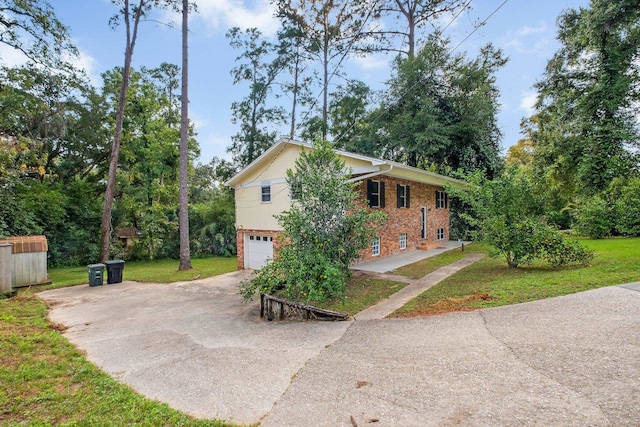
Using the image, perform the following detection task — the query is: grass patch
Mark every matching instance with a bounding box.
[311,276,409,316]
[47,256,237,290]
[394,246,476,279]
[392,237,640,317]
[0,295,235,426]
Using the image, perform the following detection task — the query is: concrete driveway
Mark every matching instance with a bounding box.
[39,274,640,426]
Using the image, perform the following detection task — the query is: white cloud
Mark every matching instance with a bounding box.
[519,91,538,115]
[68,47,101,85]
[198,131,233,162]
[433,9,463,33]
[352,53,389,71]
[500,22,552,56]
[514,23,547,37]
[193,0,279,36]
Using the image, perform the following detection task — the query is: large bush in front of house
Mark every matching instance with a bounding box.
[240,139,386,303]
[448,167,593,268]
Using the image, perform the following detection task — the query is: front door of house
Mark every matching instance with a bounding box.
[421,207,427,239]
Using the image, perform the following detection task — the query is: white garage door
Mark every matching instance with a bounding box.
[245,234,274,270]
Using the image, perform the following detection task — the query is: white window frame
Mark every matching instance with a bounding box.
[437,228,445,240]
[261,185,271,203]
[400,233,407,250]
[372,236,381,256]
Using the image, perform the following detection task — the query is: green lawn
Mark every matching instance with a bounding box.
[0,295,237,426]
[394,248,469,279]
[2,257,241,426]
[3,238,637,424]
[47,256,237,290]
[314,276,409,316]
[392,237,640,317]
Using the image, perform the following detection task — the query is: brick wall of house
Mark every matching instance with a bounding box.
[355,177,450,262]
[236,177,450,269]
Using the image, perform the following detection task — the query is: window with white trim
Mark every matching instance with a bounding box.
[437,228,445,240]
[399,233,407,250]
[436,190,448,209]
[372,236,381,256]
[261,185,271,203]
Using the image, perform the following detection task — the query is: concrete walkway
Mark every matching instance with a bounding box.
[38,265,640,426]
[350,240,471,273]
[355,253,485,320]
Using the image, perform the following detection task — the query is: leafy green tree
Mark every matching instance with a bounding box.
[0,66,98,180]
[449,168,593,268]
[189,189,236,257]
[0,0,77,68]
[573,195,614,239]
[329,80,374,150]
[614,178,640,236]
[226,27,286,168]
[241,139,386,302]
[372,36,505,177]
[101,0,182,262]
[532,0,640,197]
[102,66,198,261]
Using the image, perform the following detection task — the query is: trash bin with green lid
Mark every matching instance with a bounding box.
[88,263,105,287]
[105,260,125,284]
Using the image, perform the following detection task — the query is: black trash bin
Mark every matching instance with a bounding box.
[88,263,105,287]
[105,260,125,284]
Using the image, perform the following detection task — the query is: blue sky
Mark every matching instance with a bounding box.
[6,0,590,164]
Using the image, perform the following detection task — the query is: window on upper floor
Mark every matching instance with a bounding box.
[436,190,448,209]
[261,185,271,203]
[397,184,410,208]
[367,179,385,208]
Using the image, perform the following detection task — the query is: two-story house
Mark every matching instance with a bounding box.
[226,139,466,270]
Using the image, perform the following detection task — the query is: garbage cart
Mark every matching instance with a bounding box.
[105,260,125,284]
[88,263,105,287]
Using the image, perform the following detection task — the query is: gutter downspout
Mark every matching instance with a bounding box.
[349,164,393,182]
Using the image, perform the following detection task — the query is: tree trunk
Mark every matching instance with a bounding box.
[289,49,300,139]
[178,0,192,271]
[322,34,329,139]
[100,0,143,262]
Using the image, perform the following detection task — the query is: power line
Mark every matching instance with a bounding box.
[451,0,509,53]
